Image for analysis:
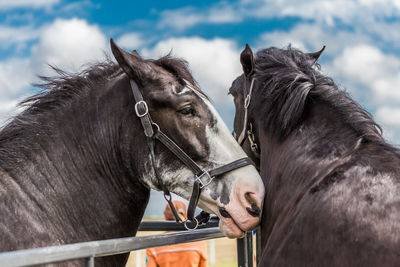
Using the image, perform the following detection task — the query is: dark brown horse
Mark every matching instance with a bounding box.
[0,40,264,266]
[229,44,400,266]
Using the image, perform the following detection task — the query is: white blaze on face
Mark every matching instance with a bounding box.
[205,99,248,164]
[189,84,264,237]
[184,79,248,164]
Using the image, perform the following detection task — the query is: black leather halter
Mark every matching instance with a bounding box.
[130,79,254,230]
[236,78,260,159]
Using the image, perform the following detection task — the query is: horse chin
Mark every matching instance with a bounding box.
[219,218,246,238]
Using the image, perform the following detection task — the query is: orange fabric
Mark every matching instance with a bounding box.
[146,241,208,267]
[164,200,187,220]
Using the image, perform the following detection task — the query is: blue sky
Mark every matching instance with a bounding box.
[1,0,400,215]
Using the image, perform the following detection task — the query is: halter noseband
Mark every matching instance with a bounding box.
[236,78,260,159]
[130,79,254,230]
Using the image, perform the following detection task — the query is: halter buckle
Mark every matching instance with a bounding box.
[135,100,149,118]
[195,171,214,189]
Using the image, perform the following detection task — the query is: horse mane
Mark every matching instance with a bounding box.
[250,45,383,143]
[0,55,202,149]
[2,54,200,124]
[21,55,201,116]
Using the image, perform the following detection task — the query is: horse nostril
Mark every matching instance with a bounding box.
[244,192,261,217]
[246,203,261,217]
[218,207,232,218]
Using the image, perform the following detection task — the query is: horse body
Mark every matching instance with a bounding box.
[230,45,400,266]
[259,102,400,266]
[0,66,150,265]
[0,40,264,266]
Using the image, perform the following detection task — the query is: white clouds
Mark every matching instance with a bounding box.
[116,33,145,50]
[0,18,108,125]
[375,107,400,144]
[329,44,400,104]
[0,25,40,49]
[142,37,242,105]
[376,107,400,127]
[0,58,34,97]
[257,23,371,57]
[158,4,241,31]
[0,58,34,125]
[158,8,203,31]
[30,18,108,76]
[156,0,400,30]
[0,0,59,10]
[243,0,400,25]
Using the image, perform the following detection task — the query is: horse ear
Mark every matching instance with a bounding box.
[110,38,154,82]
[131,49,140,57]
[307,45,326,63]
[240,44,255,77]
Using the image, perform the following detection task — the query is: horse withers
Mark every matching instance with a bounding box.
[229,44,400,266]
[0,39,264,266]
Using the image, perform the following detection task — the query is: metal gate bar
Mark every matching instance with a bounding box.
[139,217,219,231]
[0,228,224,267]
[85,257,94,267]
[237,231,254,267]
[256,227,261,265]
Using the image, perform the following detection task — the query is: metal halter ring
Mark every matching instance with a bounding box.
[151,122,160,133]
[135,100,149,118]
[244,94,251,108]
[184,218,199,231]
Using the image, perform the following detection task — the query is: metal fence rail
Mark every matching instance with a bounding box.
[139,217,220,231]
[0,217,256,267]
[0,228,224,267]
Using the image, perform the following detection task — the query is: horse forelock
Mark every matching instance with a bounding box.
[152,55,208,100]
[250,45,383,143]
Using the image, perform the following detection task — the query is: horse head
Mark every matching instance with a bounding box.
[110,40,264,238]
[230,44,327,168]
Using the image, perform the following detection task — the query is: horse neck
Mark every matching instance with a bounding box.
[0,75,150,247]
[258,102,363,240]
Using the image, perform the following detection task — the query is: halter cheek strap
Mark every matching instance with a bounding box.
[130,79,254,229]
[236,78,260,159]
[238,78,255,145]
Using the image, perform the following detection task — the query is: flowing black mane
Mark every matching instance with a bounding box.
[247,46,382,143]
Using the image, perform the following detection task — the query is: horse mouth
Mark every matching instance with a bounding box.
[217,206,247,238]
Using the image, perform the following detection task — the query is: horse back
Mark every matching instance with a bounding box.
[261,142,400,267]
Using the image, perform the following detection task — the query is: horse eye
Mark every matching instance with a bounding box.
[179,106,195,116]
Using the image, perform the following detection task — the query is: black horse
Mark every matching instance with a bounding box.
[0,40,264,266]
[229,44,400,266]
